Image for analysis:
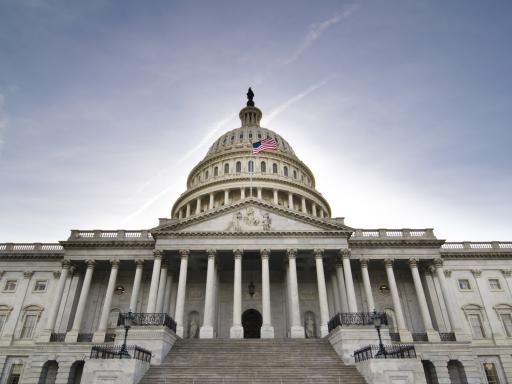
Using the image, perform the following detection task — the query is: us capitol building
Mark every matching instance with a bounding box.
[0,91,511,384]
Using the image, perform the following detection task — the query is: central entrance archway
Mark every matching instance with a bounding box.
[242,309,262,338]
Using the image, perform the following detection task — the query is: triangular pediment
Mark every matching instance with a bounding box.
[152,199,352,235]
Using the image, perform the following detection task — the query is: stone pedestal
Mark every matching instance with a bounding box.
[81,358,149,384]
[261,325,274,339]
[92,331,106,343]
[176,325,184,338]
[199,325,214,339]
[290,325,305,339]
[356,358,427,384]
[36,329,52,343]
[230,325,244,339]
[320,324,329,338]
[64,330,79,343]
[399,329,413,343]
[426,330,441,342]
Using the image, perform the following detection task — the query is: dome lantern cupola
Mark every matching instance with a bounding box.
[239,87,262,127]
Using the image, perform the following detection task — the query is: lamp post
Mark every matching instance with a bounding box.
[120,311,134,358]
[372,310,386,357]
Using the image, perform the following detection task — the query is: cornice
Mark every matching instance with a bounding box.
[441,252,512,259]
[155,230,351,239]
[0,253,64,260]
[349,239,445,248]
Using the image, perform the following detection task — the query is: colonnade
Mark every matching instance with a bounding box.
[175,187,327,220]
[45,251,463,342]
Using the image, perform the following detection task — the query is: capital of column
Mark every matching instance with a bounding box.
[313,248,324,259]
[61,259,72,269]
[260,248,271,259]
[110,258,121,268]
[135,258,145,267]
[287,248,298,259]
[408,258,419,268]
[471,269,482,278]
[433,258,444,268]
[206,249,217,259]
[339,248,351,259]
[85,259,95,268]
[427,265,436,275]
[23,271,33,279]
[69,266,77,275]
[360,258,369,268]
[153,250,163,259]
[179,249,190,259]
[233,249,243,259]
[384,258,394,268]
[501,269,512,277]
[53,271,61,279]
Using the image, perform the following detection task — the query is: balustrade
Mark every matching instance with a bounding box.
[327,312,388,332]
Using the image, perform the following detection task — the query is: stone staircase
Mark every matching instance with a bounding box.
[139,338,367,384]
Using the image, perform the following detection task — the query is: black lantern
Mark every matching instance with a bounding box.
[248,280,256,297]
[120,310,134,358]
[372,310,386,357]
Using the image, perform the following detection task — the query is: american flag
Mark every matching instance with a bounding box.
[252,137,278,154]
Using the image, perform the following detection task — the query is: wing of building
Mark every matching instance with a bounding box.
[0,91,511,384]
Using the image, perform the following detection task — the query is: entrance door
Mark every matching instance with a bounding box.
[242,309,262,338]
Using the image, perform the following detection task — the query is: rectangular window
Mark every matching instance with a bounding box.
[468,314,485,339]
[20,314,38,339]
[0,314,7,333]
[500,314,512,337]
[4,280,17,292]
[7,364,23,384]
[483,362,501,384]
[33,280,48,292]
[458,279,471,290]
[489,279,502,290]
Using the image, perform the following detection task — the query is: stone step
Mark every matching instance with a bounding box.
[139,339,366,384]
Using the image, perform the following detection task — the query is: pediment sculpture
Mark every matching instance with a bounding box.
[226,207,272,232]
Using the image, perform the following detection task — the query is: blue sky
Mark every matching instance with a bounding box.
[0,0,511,242]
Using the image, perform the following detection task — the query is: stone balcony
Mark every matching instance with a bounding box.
[351,228,436,239]
[0,243,64,258]
[441,241,512,256]
[68,230,153,241]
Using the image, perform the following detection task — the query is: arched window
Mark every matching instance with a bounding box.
[38,360,59,384]
[214,166,218,177]
[293,170,297,179]
[239,133,243,140]
[272,163,278,174]
[224,163,229,174]
[236,161,241,174]
[260,161,266,173]
[205,170,209,180]
[249,132,253,140]
[448,360,468,384]
[248,160,254,173]
[283,166,288,177]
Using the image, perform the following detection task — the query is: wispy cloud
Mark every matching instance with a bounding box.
[122,115,235,225]
[283,4,360,65]
[262,79,331,126]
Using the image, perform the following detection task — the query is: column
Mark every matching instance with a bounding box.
[335,259,349,312]
[93,259,120,342]
[155,262,168,312]
[340,249,358,312]
[330,273,341,314]
[241,187,245,199]
[146,250,162,313]
[224,189,229,205]
[288,249,305,338]
[186,203,191,217]
[163,272,174,315]
[385,258,412,342]
[209,193,214,209]
[288,192,293,209]
[178,209,183,219]
[273,189,278,204]
[45,260,71,332]
[230,249,244,338]
[260,249,274,338]
[434,258,466,340]
[314,249,330,337]
[129,259,144,312]
[320,209,324,218]
[409,258,440,341]
[200,249,217,338]
[66,259,95,342]
[360,259,375,312]
[257,187,262,200]
[312,203,317,217]
[301,197,307,213]
[195,197,201,214]
[175,249,189,337]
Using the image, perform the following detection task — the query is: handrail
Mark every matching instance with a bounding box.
[90,344,151,363]
[354,344,416,362]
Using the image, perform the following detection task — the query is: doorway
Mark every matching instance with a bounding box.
[242,309,262,338]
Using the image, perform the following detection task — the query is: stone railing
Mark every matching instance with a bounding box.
[0,243,64,252]
[351,228,436,239]
[68,230,153,241]
[441,242,512,252]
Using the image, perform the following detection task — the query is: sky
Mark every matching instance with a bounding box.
[0,0,511,242]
